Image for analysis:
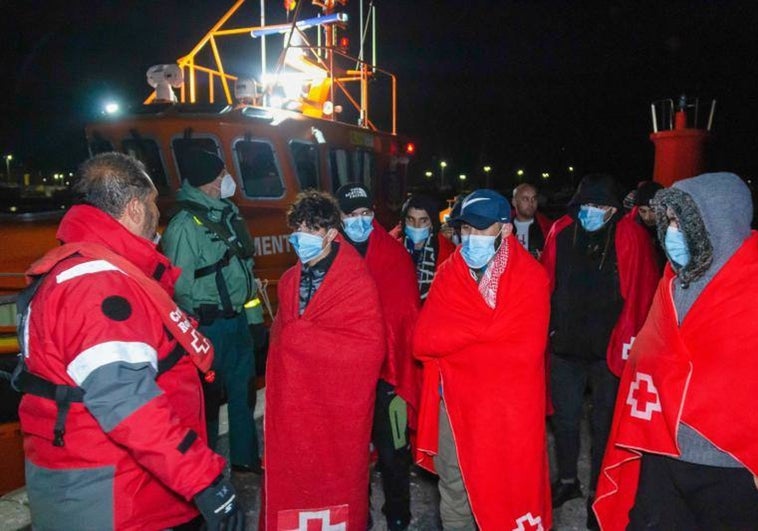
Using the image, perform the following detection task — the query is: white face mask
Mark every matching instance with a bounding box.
[219,172,236,199]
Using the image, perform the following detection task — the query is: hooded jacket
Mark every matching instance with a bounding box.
[654,172,752,467]
[542,174,659,375]
[654,172,752,315]
[594,172,758,530]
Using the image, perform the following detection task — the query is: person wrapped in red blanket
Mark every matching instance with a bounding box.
[336,183,420,531]
[262,191,384,531]
[594,172,758,530]
[389,194,456,302]
[541,174,658,527]
[414,189,552,531]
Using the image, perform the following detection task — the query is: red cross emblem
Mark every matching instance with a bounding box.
[512,512,544,531]
[278,505,349,531]
[626,372,662,420]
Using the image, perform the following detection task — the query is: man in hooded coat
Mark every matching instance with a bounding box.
[594,172,758,530]
[541,174,659,528]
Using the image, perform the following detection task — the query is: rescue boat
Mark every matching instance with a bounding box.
[0,0,414,305]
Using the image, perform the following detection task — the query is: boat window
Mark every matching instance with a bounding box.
[234,140,284,198]
[289,141,320,191]
[352,149,375,191]
[88,138,113,156]
[122,138,169,194]
[171,138,221,182]
[329,149,349,191]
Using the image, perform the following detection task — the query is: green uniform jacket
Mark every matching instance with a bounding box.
[161,181,263,324]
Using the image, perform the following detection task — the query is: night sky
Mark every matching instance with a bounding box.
[3,1,758,189]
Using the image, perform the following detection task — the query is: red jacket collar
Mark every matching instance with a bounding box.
[55,205,179,292]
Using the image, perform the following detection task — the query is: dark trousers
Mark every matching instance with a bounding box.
[629,453,758,530]
[200,313,259,467]
[372,379,412,530]
[550,354,619,491]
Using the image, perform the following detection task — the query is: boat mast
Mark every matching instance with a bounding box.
[260,0,267,79]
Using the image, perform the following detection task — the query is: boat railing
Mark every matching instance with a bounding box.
[142,0,396,134]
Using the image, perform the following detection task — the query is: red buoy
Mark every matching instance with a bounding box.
[650,95,715,187]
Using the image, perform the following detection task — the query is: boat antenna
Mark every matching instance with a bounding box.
[261,0,267,79]
[356,0,375,70]
[272,0,306,84]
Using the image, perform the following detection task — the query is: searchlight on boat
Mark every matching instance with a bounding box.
[146,64,184,103]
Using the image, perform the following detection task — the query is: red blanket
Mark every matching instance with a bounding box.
[542,214,659,376]
[536,212,553,242]
[594,233,758,530]
[262,240,385,531]
[366,220,421,421]
[413,236,552,530]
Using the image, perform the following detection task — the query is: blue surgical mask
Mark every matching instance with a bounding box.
[404,225,430,245]
[342,214,374,242]
[664,226,690,268]
[461,234,497,269]
[578,205,609,232]
[289,231,325,263]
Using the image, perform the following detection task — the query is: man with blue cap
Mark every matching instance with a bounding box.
[413,189,553,530]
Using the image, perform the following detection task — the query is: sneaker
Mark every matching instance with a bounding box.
[551,478,582,507]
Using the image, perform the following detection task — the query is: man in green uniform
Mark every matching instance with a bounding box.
[161,149,263,473]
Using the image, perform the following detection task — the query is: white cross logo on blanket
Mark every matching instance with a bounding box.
[278,505,349,531]
[622,336,636,360]
[513,512,544,531]
[626,372,662,421]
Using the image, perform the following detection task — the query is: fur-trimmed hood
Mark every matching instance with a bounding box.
[652,172,752,316]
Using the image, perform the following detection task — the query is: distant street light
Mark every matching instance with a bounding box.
[483,165,493,187]
[459,174,467,181]
[104,102,120,115]
[541,172,550,179]
[440,160,448,188]
[5,154,12,182]
[568,166,574,172]
[516,169,524,177]
[424,170,433,178]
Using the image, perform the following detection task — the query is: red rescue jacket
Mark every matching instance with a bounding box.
[19,205,224,531]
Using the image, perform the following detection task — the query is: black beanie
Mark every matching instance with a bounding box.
[635,181,664,207]
[183,149,225,187]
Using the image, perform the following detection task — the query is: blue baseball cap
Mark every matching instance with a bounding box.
[452,189,511,229]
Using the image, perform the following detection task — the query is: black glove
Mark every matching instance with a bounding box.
[194,476,245,531]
